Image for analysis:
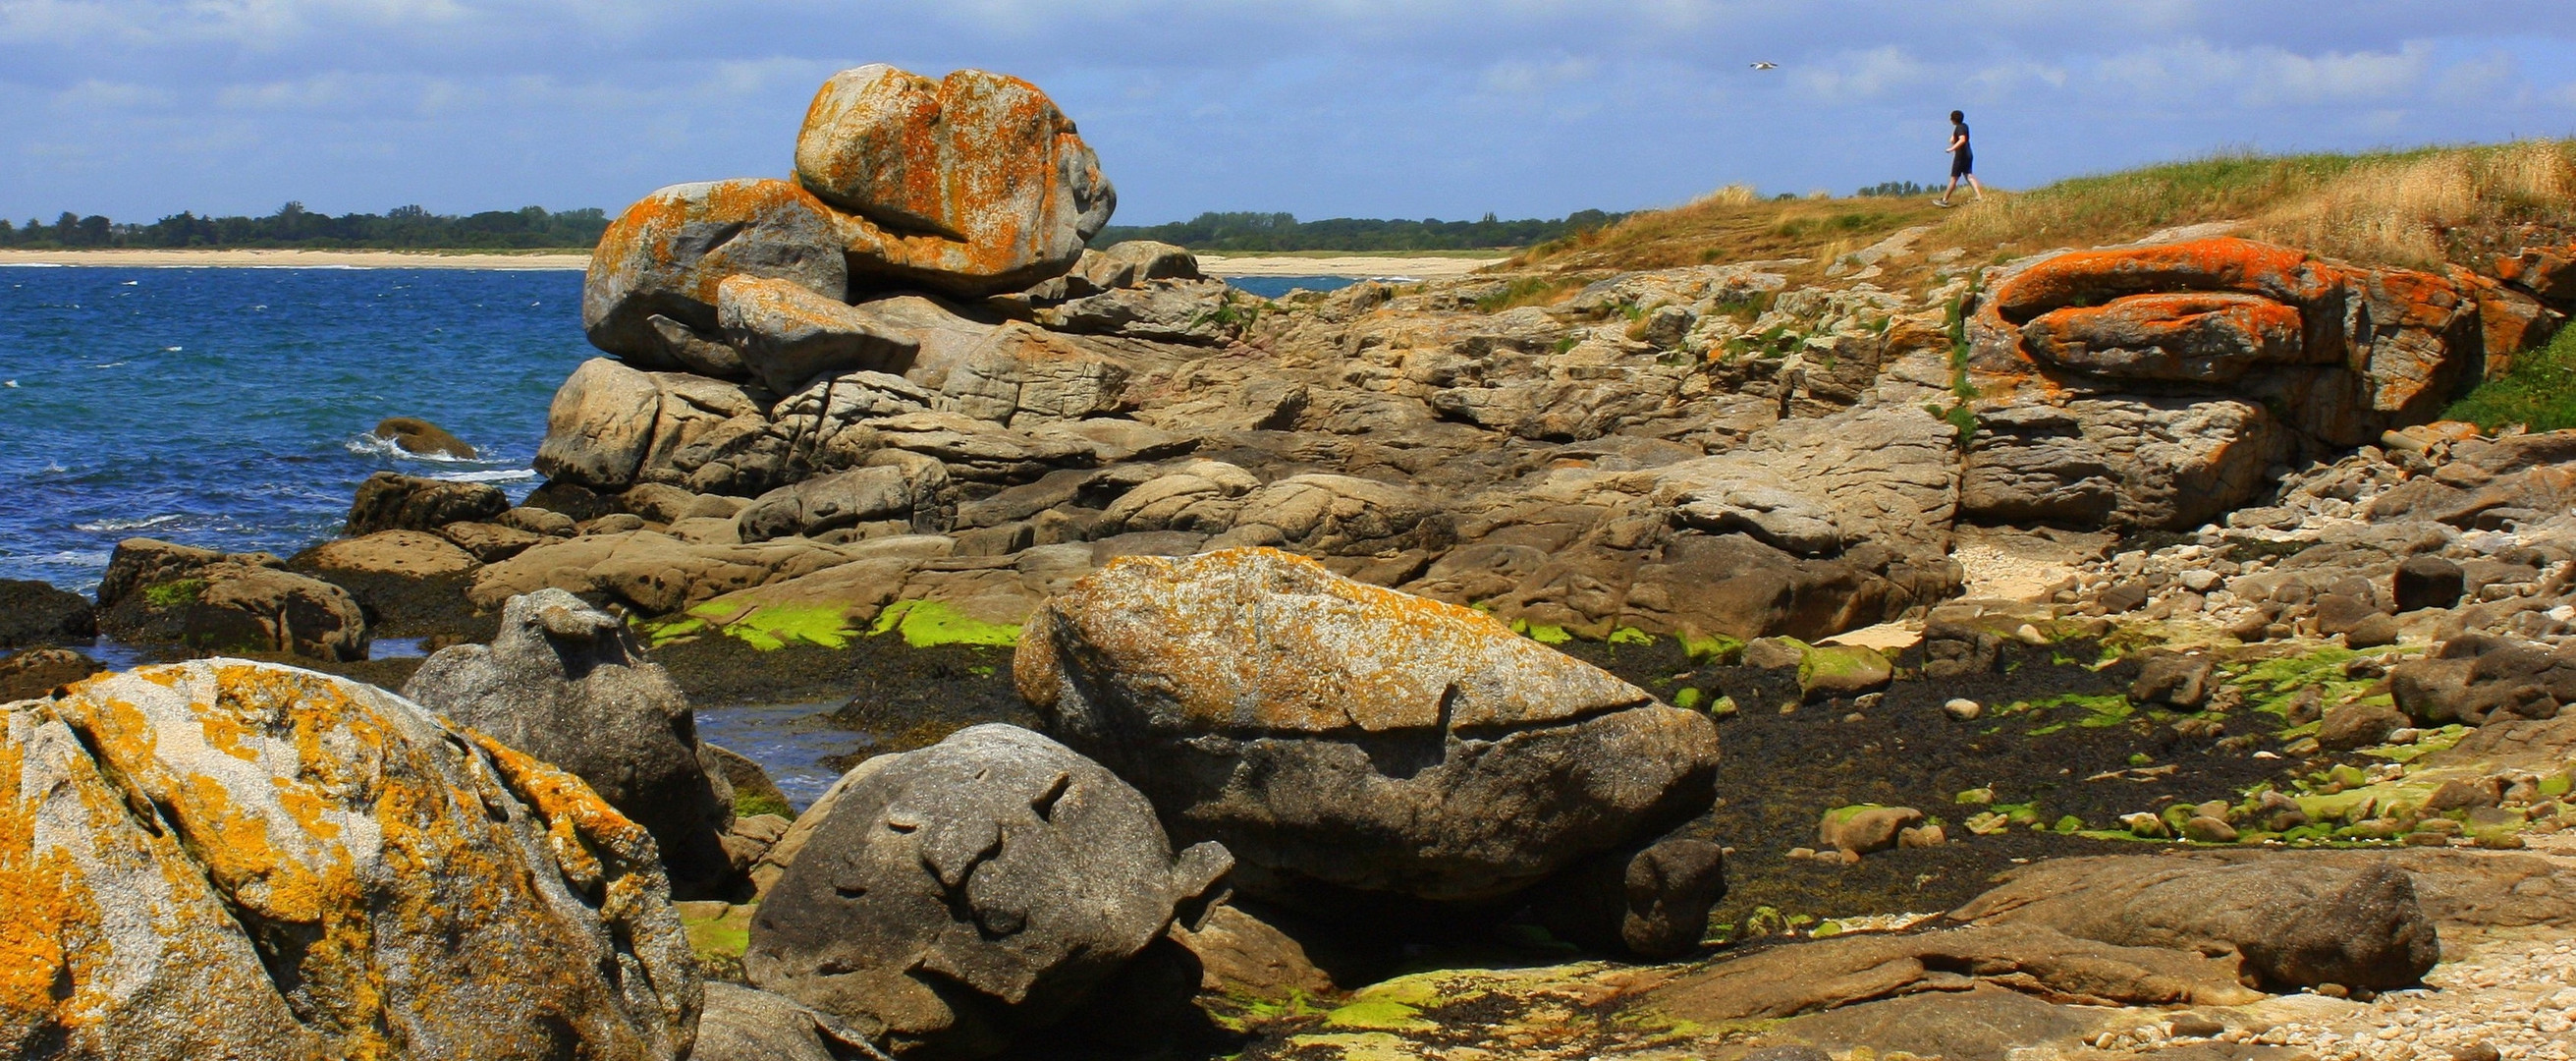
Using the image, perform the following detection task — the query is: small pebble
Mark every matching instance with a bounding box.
[1945,698,1982,720]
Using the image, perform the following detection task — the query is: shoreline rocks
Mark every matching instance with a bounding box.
[1015,548,1721,923]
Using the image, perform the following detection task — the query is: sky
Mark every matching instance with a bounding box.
[4,1,2575,226]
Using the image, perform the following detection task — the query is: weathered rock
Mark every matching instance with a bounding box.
[370,415,477,459]
[3,660,699,1060]
[1016,548,1720,905]
[1951,854,2441,989]
[2131,652,2216,709]
[1168,903,1336,1003]
[718,273,922,393]
[2396,554,2468,612]
[745,724,1229,1059]
[690,982,884,1061]
[403,589,738,897]
[152,564,369,662]
[1973,239,2482,446]
[1076,241,1201,289]
[534,358,666,491]
[583,178,850,358]
[0,646,101,700]
[795,66,1115,297]
[1041,278,1238,343]
[1675,483,1843,556]
[1821,806,1926,855]
[1527,831,1728,959]
[301,529,480,579]
[0,579,94,646]
[1217,474,1455,556]
[1800,643,1893,699]
[1635,923,2262,1026]
[941,321,1132,424]
[345,471,511,535]
[737,458,956,542]
[2320,700,2408,751]
[1961,397,2290,530]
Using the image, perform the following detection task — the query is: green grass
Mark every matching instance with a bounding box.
[2444,323,2576,432]
[141,578,205,608]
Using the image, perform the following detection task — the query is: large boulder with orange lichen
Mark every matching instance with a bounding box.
[1014,547,1720,908]
[582,177,850,361]
[1971,238,2485,446]
[795,66,1116,297]
[0,659,698,1060]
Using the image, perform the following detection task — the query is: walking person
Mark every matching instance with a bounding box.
[1936,109,1983,207]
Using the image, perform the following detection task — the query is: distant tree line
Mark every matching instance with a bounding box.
[1091,209,1627,252]
[0,202,612,250]
[1855,181,1931,198]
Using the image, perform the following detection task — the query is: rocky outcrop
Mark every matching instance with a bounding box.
[345,471,509,534]
[2,660,698,1059]
[0,579,94,646]
[94,539,369,661]
[745,724,1229,1059]
[1952,854,2441,990]
[1972,238,2486,449]
[1015,548,1721,915]
[795,66,1115,297]
[369,415,477,459]
[403,589,739,897]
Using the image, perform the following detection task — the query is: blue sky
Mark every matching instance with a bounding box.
[4,1,2574,225]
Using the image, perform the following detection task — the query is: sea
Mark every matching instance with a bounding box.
[0,265,1355,803]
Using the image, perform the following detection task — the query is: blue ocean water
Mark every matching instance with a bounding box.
[0,267,1353,601]
[1228,275,1361,299]
[0,266,586,594]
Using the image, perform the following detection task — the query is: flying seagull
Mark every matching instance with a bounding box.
[1749,61,1778,70]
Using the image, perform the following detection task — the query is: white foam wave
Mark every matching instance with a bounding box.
[75,514,181,532]
[91,361,127,368]
[429,468,537,484]
[343,432,482,464]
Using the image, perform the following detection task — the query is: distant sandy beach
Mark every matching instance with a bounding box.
[0,249,587,270]
[1195,254,1505,278]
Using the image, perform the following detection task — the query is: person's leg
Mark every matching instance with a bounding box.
[1967,173,1985,201]
[1937,174,1958,206]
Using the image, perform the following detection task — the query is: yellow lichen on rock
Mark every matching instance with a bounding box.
[7,660,701,1060]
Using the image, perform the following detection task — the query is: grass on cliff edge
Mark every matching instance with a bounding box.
[2445,321,2576,433]
[1517,140,2574,279]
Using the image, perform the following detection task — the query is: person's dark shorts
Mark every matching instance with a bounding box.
[1951,149,1974,177]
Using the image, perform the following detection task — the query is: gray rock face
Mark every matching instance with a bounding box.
[1951,854,2441,989]
[1015,548,1721,906]
[1961,396,2291,530]
[345,471,510,535]
[718,274,922,393]
[1528,831,1729,959]
[737,458,957,542]
[744,724,1230,1059]
[1041,278,1237,343]
[691,983,882,1061]
[1676,484,1844,556]
[583,178,851,359]
[403,588,738,897]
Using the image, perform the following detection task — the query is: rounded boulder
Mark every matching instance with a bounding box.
[582,178,850,359]
[403,588,738,898]
[1014,547,1721,905]
[795,66,1116,297]
[744,724,1230,1059]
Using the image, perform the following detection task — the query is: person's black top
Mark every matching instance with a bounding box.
[1951,121,1970,152]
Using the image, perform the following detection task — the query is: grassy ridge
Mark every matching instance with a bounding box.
[2446,324,2576,433]
[1519,140,2576,282]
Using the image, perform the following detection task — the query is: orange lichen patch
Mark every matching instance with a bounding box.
[2020,292,2309,379]
[1991,238,2343,324]
[1014,548,1653,736]
[0,731,78,1045]
[795,66,1106,292]
[2494,245,2576,300]
[583,177,848,356]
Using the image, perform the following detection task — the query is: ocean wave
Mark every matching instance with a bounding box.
[429,468,537,484]
[343,432,482,464]
[74,514,181,532]
[92,361,127,368]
